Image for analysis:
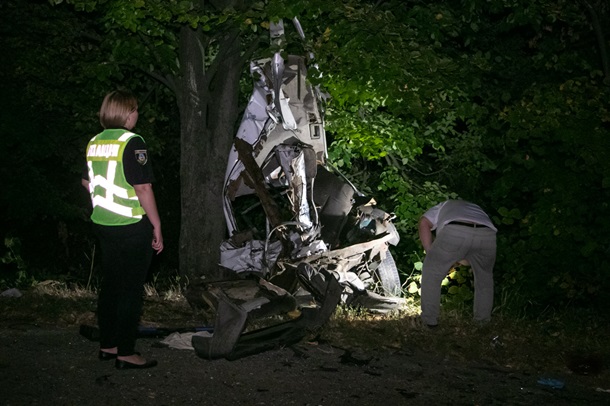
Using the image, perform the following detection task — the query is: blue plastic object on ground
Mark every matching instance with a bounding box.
[537,378,565,389]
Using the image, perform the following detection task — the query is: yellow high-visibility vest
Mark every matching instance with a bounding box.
[86,129,146,225]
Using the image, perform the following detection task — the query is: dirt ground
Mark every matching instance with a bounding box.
[1,320,609,406]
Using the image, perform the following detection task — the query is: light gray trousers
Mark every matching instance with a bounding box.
[420,224,497,325]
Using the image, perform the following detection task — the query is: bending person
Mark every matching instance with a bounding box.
[418,200,497,327]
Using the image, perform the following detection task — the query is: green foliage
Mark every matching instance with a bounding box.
[484,70,610,308]
[400,261,476,309]
[443,266,475,308]
[1,237,33,289]
[312,0,610,313]
[1,0,609,315]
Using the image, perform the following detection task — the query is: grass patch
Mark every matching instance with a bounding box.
[0,280,207,329]
[318,304,610,390]
[1,281,608,389]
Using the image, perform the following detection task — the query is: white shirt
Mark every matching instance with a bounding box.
[422,200,497,233]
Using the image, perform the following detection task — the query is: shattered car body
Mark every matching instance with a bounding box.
[221,20,401,302]
[192,19,403,360]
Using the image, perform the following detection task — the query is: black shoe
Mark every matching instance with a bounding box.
[98,350,117,361]
[115,358,158,370]
[99,350,140,360]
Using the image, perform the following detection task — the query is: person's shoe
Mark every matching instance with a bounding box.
[419,316,439,329]
[99,350,139,360]
[98,350,117,361]
[115,358,158,370]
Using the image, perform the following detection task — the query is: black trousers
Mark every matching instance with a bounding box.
[94,217,153,356]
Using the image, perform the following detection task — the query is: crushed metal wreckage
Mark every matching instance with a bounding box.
[191,18,405,360]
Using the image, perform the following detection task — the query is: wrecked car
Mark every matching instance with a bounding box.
[191,19,403,360]
[221,20,401,301]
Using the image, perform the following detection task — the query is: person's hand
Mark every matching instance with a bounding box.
[456,259,470,267]
[152,227,164,254]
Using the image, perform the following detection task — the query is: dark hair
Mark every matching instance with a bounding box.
[98,90,138,129]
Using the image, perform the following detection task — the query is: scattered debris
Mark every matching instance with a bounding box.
[491,335,504,348]
[160,331,213,350]
[0,288,22,298]
[339,350,373,366]
[595,388,610,393]
[537,377,565,389]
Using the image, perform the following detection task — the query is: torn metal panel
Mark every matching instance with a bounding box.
[193,274,342,361]
[220,239,282,275]
[192,297,248,360]
[199,278,297,318]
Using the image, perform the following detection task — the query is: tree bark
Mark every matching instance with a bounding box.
[177,25,244,282]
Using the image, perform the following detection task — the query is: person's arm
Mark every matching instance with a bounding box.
[418,216,434,252]
[134,183,164,254]
[82,162,90,191]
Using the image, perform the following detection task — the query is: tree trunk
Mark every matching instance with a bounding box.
[177,25,244,281]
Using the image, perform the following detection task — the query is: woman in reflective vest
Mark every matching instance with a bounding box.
[82,90,163,370]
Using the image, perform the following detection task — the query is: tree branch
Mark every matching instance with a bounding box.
[203,28,241,92]
[135,32,178,93]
